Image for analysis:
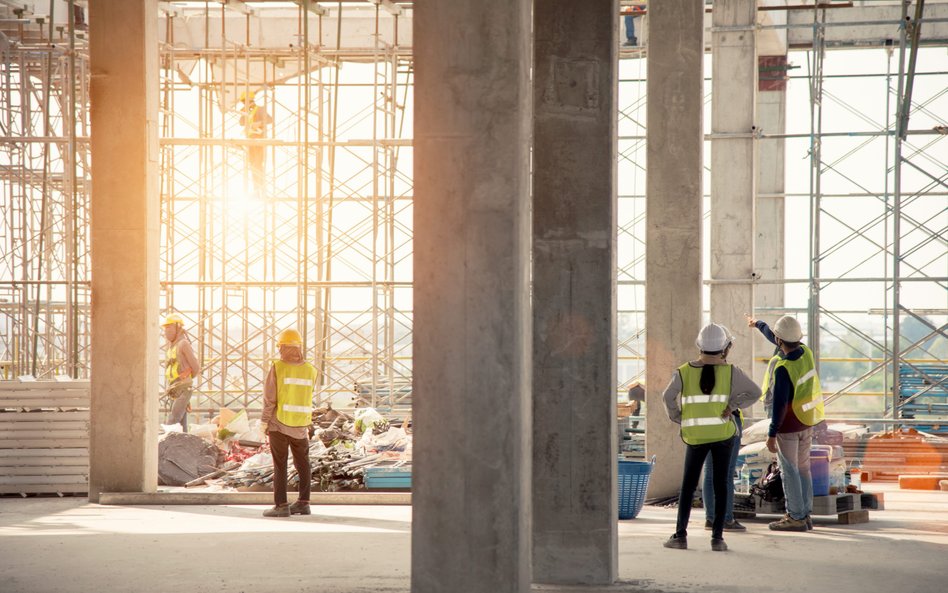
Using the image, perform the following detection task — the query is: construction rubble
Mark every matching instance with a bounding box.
[157,405,411,492]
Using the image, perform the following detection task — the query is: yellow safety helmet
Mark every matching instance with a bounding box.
[276,329,302,347]
[161,313,184,327]
[238,90,254,103]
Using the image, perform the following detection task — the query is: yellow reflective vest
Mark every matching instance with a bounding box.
[678,364,736,446]
[274,360,318,427]
[165,344,181,384]
[764,345,824,426]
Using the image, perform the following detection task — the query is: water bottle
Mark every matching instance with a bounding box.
[739,463,751,494]
[850,460,862,490]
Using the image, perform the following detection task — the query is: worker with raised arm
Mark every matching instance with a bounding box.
[261,329,318,518]
[746,313,825,532]
[162,313,201,432]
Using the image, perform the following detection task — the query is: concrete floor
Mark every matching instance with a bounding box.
[1,483,945,593]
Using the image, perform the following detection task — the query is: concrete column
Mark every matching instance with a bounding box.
[412,2,532,593]
[88,0,160,502]
[755,55,788,382]
[710,0,757,374]
[533,1,617,585]
[645,0,705,498]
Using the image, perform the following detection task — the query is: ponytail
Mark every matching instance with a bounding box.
[699,364,716,395]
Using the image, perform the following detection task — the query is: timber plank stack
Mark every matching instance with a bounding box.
[0,380,90,495]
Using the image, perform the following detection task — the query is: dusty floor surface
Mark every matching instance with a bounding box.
[1,483,945,593]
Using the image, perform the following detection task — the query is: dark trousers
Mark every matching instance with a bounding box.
[675,436,736,540]
[268,431,311,506]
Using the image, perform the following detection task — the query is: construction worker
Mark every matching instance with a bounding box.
[621,3,646,47]
[237,89,272,196]
[261,329,318,517]
[747,313,825,532]
[162,313,201,432]
[662,323,760,552]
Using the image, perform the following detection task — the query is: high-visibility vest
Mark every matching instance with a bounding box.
[165,344,180,383]
[274,360,318,427]
[678,363,736,446]
[764,345,824,426]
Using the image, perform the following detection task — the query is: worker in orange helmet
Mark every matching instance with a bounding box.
[161,313,201,432]
[261,329,318,517]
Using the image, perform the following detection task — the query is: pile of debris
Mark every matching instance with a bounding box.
[157,404,412,492]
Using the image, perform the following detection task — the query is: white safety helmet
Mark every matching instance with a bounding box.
[773,315,803,343]
[695,323,732,353]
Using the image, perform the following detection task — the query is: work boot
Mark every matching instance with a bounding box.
[724,519,747,532]
[805,516,813,530]
[662,534,687,550]
[263,504,290,518]
[768,516,807,531]
[289,500,311,515]
[710,538,728,552]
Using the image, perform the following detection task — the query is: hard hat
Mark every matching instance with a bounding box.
[695,323,732,352]
[161,313,184,327]
[276,329,302,347]
[238,90,253,102]
[773,315,803,343]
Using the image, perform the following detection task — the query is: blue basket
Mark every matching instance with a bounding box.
[618,456,655,520]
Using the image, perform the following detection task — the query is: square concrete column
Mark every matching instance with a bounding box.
[88,0,160,502]
[533,0,618,585]
[755,55,788,382]
[710,0,758,374]
[645,0,705,497]
[412,2,532,593]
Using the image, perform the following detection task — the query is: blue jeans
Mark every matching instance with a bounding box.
[776,428,814,520]
[703,434,740,523]
[624,15,636,43]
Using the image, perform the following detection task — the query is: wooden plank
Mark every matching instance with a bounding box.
[0,447,88,458]
[0,411,91,421]
[2,466,88,476]
[0,381,90,391]
[0,457,88,467]
[0,439,90,448]
[3,422,90,431]
[0,484,87,494]
[0,474,89,485]
[0,430,89,440]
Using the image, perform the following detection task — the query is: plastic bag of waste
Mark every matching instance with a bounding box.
[240,451,274,471]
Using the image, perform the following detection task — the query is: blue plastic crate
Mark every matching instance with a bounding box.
[618,456,655,520]
[364,466,412,490]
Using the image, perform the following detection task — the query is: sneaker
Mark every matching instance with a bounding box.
[724,519,747,532]
[263,505,291,518]
[768,516,807,531]
[805,516,813,530]
[704,519,713,531]
[663,534,687,549]
[711,538,728,552]
[289,501,311,516]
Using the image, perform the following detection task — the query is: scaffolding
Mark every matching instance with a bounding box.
[617,1,948,424]
[0,1,944,428]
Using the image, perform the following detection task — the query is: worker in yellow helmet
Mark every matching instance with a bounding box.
[261,328,318,517]
[161,313,201,432]
[237,89,272,196]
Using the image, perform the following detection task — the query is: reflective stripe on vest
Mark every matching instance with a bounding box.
[678,363,736,446]
[274,360,318,427]
[773,345,824,426]
[165,344,180,383]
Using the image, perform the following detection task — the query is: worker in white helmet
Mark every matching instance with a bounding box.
[161,313,201,431]
[261,329,318,518]
[662,323,761,552]
[746,313,826,532]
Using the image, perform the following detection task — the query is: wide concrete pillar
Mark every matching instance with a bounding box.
[710,0,757,373]
[755,55,788,382]
[412,2,532,593]
[88,0,160,502]
[645,0,705,498]
[533,0,617,585]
